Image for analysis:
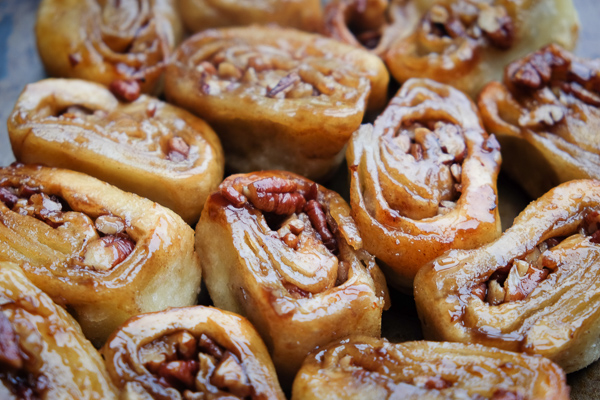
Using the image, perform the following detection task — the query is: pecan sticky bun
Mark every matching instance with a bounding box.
[0,164,201,346]
[322,0,421,55]
[292,336,569,400]
[101,306,285,400]
[347,78,502,290]
[8,79,224,225]
[179,0,323,33]
[415,179,600,373]
[36,0,183,96]
[165,26,389,181]
[385,0,579,98]
[0,262,118,399]
[195,171,390,384]
[479,44,600,199]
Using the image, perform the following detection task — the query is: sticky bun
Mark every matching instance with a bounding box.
[195,171,389,384]
[0,164,201,346]
[292,336,569,400]
[347,78,501,290]
[415,179,600,373]
[0,262,118,399]
[479,44,600,198]
[179,0,323,33]
[8,78,224,225]
[36,0,183,95]
[101,306,285,400]
[165,26,389,181]
[385,0,579,98]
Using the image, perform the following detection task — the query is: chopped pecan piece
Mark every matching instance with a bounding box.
[304,200,337,254]
[83,234,135,270]
[0,312,23,370]
[167,137,190,162]
[158,360,199,389]
[109,79,141,102]
[210,351,252,398]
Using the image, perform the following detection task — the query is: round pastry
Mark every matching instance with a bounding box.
[347,78,502,290]
[8,78,224,225]
[292,336,569,400]
[415,179,600,373]
[479,44,600,199]
[179,0,323,33]
[165,26,389,181]
[36,0,183,95]
[0,164,202,346]
[101,306,285,400]
[0,262,118,399]
[385,0,579,98]
[195,171,389,385]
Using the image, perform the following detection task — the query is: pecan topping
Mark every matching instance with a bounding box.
[158,360,199,389]
[305,200,337,254]
[477,6,514,49]
[244,177,305,215]
[267,72,301,98]
[0,187,18,208]
[83,234,135,270]
[197,334,224,359]
[210,352,252,398]
[167,137,190,162]
[95,215,126,236]
[220,186,247,208]
[109,79,141,102]
[424,376,452,390]
[0,312,23,370]
[68,53,82,67]
[282,232,299,249]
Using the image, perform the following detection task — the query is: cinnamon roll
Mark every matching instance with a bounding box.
[179,0,323,33]
[414,179,600,373]
[165,26,389,181]
[0,262,118,399]
[195,171,389,384]
[292,336,569,400]
[36,0,183,96]
[347,78,502,290]
[479,44,600,198]
[101,306,284,400]
[0,164,201,346]
[8,78,224,225]
[385,0,579,98]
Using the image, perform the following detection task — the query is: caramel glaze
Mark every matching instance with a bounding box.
[196,171,389,386]
[415,179,600,373]
[101,306,285,400]
[8,78,224,225]
[0,262,118,399]
[0,164,201,346]
[347,78,501,290]
[291,336,569,400]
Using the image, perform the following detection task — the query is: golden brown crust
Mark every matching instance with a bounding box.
[0,262,118,399]
[101,306,285,400]
[179,0,323,33]
[35,0,183,94]
[195,171,389,385]
[8,78,224,225]
[478,44,600,198]
[385,0,579,98]
[292,336,569,400]
[347,78,501,290]
[165,26,389,181]
[0,164,201,346]
[414,179,600,373]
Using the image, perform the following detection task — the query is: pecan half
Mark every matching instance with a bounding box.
[304,200,337,254]
[244,177,305,215]
[109,79,141,102]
